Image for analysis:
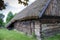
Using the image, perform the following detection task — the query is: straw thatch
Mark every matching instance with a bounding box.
[45,0,60,16]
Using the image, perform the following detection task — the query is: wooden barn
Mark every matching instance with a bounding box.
[6,0,60,40]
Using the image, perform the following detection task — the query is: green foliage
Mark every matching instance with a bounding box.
[2,22,6,27]
[0,13,4,19]
[6,11,14,23]
[0,19,3,27]
[0,14,4,27]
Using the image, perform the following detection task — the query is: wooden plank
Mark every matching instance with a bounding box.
[40,19,60,23]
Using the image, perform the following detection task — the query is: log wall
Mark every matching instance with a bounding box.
[14,19,60,38]
[14,20,40,37]
[42,23,60,37]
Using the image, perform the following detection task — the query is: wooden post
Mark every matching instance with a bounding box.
[39,20,43,40]
[33,20,35,34]
[40,23,43,40]
[30,21,32,35]
[35,20,42,40]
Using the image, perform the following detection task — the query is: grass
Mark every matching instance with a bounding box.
[0,29,36,40]
[44,34,60,40]
[1,29,60,40]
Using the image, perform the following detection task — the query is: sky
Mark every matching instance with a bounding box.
[0,0,35,22]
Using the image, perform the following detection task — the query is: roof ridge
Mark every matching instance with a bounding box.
[39,0,51,18]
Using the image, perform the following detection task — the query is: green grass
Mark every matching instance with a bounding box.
[0,29,36,40]
[44,34,60,40]
[1,29,60,40]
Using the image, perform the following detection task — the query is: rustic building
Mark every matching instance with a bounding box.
[6,0,60,40]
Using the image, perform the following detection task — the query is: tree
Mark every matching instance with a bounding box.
[18,0,29,5]
[6,11,14,23]
[0,0,6,10]
[0,0,29,10]
[0,13,4,19]
[0,14,4,27]
[0,19,3,27]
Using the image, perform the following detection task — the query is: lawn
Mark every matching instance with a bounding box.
[44,34,60,40]
[0,29,36,40]
[0,29,60,40]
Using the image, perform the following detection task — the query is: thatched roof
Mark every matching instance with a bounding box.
[44,0,60,16]
[6,0,51,27]
[12,0,49,20]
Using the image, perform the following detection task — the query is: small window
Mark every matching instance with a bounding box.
[23,21,30,25]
